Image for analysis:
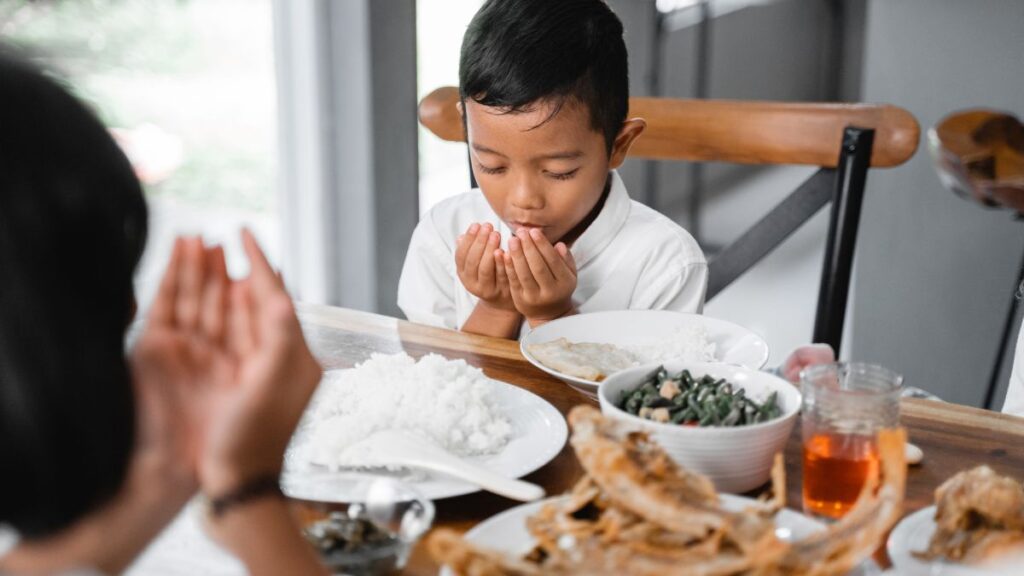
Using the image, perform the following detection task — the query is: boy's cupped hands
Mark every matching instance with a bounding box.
[456,222,577,328]
[456,222,516,312]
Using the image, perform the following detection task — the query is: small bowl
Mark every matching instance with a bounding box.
[598,361,801,493]
[290,478,435,575]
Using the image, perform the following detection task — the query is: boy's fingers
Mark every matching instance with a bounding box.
[151,237,184,326]
[175,236,205,331]
[495,249,510,288]
[508,237,539,293]
[503,253,522,292]
[463,223,492,277]
[478,231,500,286]
[517,230,556,286]
[199,245,228,344]
[556,242,577,275]
[529,230,572,282]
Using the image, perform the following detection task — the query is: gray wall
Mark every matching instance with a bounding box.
[850,0,1024,407]
[609,0,836,218]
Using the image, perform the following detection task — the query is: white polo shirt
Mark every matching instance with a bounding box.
[397,171,707,333]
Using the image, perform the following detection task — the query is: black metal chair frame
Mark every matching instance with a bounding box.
[705,126,875,354]
[466,126,875,355]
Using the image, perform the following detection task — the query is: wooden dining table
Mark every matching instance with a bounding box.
[284,303,1024,574]
[128,302,1024,575]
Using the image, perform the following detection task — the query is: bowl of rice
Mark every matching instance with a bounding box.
[520,310,769,399]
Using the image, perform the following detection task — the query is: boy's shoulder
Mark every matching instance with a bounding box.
[618,199,706,265]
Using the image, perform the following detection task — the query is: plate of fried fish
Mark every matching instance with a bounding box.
[431,405,901,575]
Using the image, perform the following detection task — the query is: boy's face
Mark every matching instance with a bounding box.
[463,98,643,245]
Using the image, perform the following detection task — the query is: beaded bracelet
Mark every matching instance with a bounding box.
[205,474,283,519]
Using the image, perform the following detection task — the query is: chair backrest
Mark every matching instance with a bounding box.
[417,86,921,353]
[418,86,919,168]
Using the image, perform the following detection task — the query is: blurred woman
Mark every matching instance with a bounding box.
[0,50,328,574]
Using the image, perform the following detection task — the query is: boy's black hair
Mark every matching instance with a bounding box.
[459,0,629,153]
[0,48,145,537]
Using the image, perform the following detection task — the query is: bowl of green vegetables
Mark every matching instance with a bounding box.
[597,361,800,493]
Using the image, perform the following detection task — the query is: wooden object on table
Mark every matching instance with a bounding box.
[288,304,1024,575]
[930,108,1024,210]
[418,85,919,169]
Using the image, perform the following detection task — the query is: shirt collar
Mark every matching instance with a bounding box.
[570,170,631,269]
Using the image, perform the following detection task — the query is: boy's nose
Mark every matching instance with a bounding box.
[510,177,545,210]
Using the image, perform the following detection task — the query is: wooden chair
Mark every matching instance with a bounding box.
[418,86,920,353]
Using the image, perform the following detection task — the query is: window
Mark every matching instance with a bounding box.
[416,0,483,214]
[2,0,279,305]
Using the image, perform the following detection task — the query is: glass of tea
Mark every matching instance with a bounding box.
[800,362,902,520]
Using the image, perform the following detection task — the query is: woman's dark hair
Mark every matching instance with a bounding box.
[0,49,146,537]
[459,0,629,153]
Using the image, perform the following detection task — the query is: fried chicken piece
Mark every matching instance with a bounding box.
[920,465,1024,563]
[935,466,1024,532]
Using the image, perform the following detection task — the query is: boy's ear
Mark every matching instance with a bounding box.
[456,100,465,119]
[608,118,646,169]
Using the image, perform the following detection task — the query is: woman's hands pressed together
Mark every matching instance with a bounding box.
[130,230,327,574]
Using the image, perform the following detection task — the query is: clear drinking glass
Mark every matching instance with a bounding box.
[800,362,902,520]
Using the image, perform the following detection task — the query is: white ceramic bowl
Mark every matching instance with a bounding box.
[598,360,801,493]
[521,310,770,399]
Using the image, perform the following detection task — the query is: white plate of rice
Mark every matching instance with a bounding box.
[520,310,770,399]
[281,353,567,502]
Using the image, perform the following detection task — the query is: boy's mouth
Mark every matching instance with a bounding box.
[508,220,546,233]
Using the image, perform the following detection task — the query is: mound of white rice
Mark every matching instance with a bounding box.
[303,353,513,468]
[623,325,718,364]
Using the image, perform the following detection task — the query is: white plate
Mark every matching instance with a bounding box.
[521,310,770,398]
[441,494,878,576]
[888,506,1024,575]
[281,376,567,502]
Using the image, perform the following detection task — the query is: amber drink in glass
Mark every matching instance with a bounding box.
[800,363,901,520]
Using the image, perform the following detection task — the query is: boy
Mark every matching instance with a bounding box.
[399,0,706,339]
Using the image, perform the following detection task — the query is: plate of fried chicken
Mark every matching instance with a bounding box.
[888,466,1024,575]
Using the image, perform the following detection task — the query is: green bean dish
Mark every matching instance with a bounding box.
[618,366,781,427]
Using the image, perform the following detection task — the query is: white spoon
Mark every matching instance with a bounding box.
[338,430,546,502]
